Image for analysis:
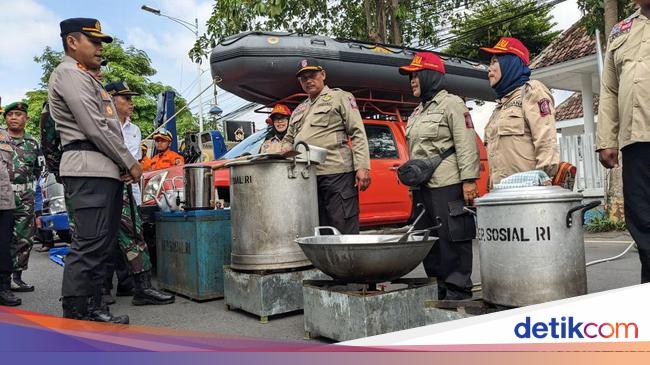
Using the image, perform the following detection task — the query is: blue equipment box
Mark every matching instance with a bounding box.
[155,209,232,301]
[41,213,70,231]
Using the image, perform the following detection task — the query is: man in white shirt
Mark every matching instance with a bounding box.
[103,81,174,306]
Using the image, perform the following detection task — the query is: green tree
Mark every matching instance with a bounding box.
[189,0,477,61]
[444,0,560,60]
[577,0,637,35]
[23,40,197,139]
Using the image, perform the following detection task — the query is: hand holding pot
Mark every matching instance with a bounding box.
[463,181,478,205]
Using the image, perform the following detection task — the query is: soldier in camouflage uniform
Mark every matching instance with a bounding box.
[3,102,43,292]
[1,106,22,307]
[105,81,174,306]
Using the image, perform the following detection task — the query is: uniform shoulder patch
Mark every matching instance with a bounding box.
[538,98,552,117]
[610,18,634,40]
[348,95,358,110]
[296,103,307,113]
[464,112,474,129]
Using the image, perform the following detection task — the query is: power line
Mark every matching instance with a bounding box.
[434,0,566,49]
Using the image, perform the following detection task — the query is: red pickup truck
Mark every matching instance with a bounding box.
[140,98,489,229]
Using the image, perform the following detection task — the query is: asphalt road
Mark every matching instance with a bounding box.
[15,234,641,343]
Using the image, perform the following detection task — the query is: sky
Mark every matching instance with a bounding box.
[0,0,584,134]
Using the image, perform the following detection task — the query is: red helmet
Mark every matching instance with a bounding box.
[399,52,446,75]
[266,103,292,125]
[479,37,530,65]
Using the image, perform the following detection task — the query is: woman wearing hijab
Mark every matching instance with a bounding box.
[480,37,559,188]
[399,52,480,301]
[260,103,291,154]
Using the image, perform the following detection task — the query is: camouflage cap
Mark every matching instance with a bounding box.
[3,101,28,116]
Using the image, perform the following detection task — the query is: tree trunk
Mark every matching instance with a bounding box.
[604,0,619,35]
[364,0,375,41]
[377,0,387,43]
[603,0,625,222]
[390,0,402,45]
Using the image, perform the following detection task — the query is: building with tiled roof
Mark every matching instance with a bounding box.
[530,21,596,70]
[555,92,599,122]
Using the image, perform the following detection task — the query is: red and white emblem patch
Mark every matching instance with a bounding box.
[348,96,358,110]
[464,112,474,129]
[538,98,551,117]
[620,19,633,33]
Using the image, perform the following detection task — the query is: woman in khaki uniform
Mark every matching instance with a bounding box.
[260,103,291,154]
[399,52,480,301]
[480,37,559,188]
[0,126,21,306]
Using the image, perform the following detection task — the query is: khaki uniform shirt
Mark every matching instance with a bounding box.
[0,129,16,210]
[597,10,650,150]
[283,86,370,175]
[260,135,284,154]
[484,80,559,188]
[406,90,480,188]
[48,55,137,180]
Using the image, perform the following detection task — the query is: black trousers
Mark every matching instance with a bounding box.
[104,243,133,292]
[61,177,123,297]
[0,210,14,276]
[317,172,360,234]
[622,142,650,283]
[412,183,474,295]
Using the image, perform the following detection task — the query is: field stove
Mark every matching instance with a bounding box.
[302,278,470,342]
[223,266,329,323]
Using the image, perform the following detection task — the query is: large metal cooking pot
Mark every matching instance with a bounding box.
[226,150,318,271]
[183,166,213,210]
[296,226,438,284]
[474,186,600,307]
[295,143,327,164]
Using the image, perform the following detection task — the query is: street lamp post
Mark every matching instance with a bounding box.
[141,4,205,132]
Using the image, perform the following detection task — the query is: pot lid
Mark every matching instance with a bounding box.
[474,186,582,206]
[225,157,310,167]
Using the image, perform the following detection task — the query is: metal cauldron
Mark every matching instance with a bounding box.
[474,186,600,307]
[296,226,438,284]
[183,165,213,210]
[226,145,318,271]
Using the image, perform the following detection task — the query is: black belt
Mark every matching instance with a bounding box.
[62,141,100,152]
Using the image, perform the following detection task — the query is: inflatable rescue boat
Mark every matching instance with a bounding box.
[210,32,497,106]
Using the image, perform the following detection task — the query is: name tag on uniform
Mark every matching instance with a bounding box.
[0,143,12,152]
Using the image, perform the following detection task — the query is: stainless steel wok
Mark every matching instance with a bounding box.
[296,226,438,284]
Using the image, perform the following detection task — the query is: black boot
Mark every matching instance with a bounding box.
[88,291,129,324]
[132,271,174,306]
[0,275,21,307]
[62,296,88,319]
[11,271,34,292]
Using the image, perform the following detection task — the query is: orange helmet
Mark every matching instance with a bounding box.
[266,103,292,125]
